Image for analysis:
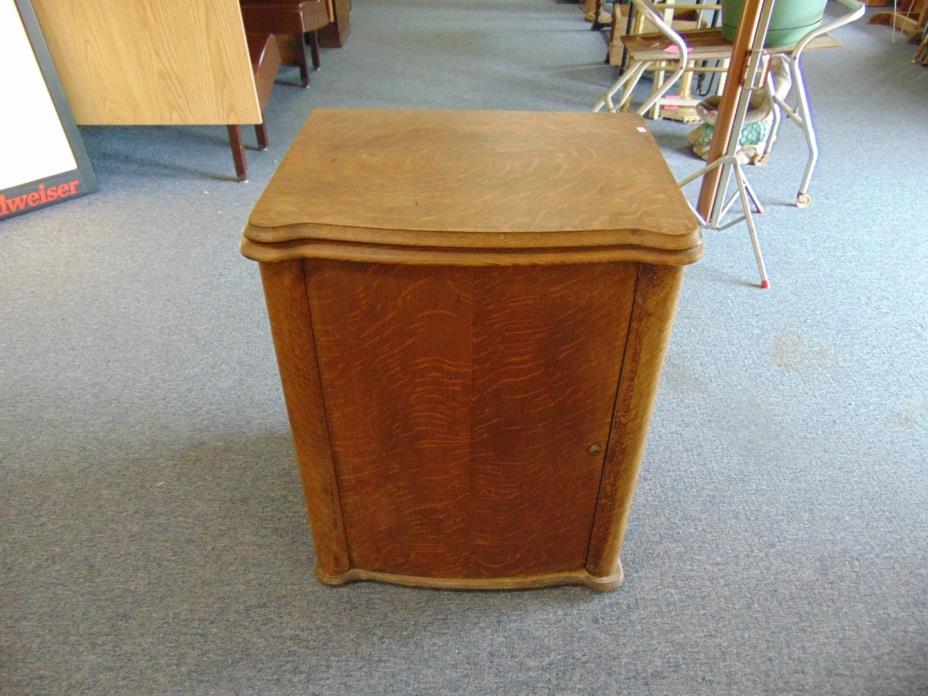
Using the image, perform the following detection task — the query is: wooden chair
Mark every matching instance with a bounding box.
[228,32,281,182]
[593,0,694,117]
[239,0,330,87]
[620,0,722,121]
[916,26,928,64]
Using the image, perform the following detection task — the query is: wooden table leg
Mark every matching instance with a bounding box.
[255,122,268,151]
[306,30,321,70]
[228,124,247,182]
[296,36,310,87]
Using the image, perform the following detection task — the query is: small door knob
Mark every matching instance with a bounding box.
[588,444,602,456]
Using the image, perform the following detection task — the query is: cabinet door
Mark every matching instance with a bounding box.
[306,261,637,578]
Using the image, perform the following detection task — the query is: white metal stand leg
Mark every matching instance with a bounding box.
[742,175,765,215]
[752,63,784,165]
[677,153,770,289]
[790,58,817,208]
[733,162,770,288]
[593,61,649,113]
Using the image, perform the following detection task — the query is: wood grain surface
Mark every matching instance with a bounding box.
[242,110,701,262]
[260,261,350,578]
[240,237,703,267]
[586,264,683,578]
[304,261,637,579]
[33,0,261,125]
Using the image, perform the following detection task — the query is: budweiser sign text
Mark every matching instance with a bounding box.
[0,180,80,217]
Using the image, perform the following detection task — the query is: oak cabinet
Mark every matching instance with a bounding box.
[242,109,701,591]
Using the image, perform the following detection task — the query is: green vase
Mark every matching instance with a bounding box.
[721,0,828,47]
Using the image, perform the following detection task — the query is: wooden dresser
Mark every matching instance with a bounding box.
[241,109,702,591]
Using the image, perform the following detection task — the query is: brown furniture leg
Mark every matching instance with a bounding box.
[227,32,280,181]
[255,122,268,150]
[228,125,247,181]
[307,30,321,69]
[296,36,310,87]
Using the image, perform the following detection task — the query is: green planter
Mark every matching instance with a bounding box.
[721,0,828,47]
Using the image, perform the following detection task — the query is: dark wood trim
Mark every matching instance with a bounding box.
[227,124,247,181]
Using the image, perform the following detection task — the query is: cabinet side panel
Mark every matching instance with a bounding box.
[260,261,350,576]
[586,264,684,578]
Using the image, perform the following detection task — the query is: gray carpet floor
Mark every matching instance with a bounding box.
[2,1,927,694]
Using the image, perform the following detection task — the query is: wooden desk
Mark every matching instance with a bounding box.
[242,109,702,591]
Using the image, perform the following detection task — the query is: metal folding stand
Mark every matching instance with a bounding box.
[593,1,728,120]
[592,0,772,286]
[677,0,863,287]
[595,0,864,288]
[678,143,772,288]
[676,0,777,288]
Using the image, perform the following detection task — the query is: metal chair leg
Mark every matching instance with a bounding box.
[782,0,865,207]
[593,60,648,113]
[791,57,817,208]
[742,175,764,215]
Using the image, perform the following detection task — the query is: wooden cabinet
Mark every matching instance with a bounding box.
[318,0,349,46]
[241,109,702,591]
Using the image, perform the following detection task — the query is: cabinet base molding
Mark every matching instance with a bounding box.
[316,563,624,592]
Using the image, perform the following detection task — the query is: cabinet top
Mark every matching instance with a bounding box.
[242,109,701,266]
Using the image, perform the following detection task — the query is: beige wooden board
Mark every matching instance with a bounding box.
[32,0,261,125]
